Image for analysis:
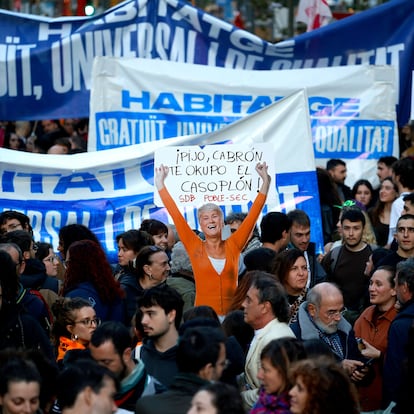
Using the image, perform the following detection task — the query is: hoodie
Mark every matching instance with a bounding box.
[140,338,178,388]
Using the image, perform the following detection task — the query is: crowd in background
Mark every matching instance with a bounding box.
[1,122,414,413]
[0,119,88,154]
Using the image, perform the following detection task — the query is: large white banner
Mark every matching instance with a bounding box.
[1,90,324,259]
[89,58,398,187]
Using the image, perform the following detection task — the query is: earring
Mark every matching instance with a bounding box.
[148,274,154,280]
[71,333,78,341]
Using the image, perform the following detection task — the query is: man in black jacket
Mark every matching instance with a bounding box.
[137,284,184,388]
[135,326,226,414]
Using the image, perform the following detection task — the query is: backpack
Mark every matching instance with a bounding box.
[329,243,375,275]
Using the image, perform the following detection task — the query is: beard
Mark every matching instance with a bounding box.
[313,315,338,334]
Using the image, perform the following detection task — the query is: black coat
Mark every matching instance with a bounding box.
[135,373,209,414]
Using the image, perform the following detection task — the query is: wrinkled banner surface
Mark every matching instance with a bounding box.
[89,59,397,187]
[0,0,412,125]
[0,90,324,260]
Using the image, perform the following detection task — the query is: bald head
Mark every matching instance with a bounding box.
[308,282,343,307]
[307,283,344,334]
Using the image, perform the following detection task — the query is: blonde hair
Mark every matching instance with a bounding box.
[361,210,377,245]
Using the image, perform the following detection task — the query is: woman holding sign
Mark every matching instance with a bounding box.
[155,162,271,317]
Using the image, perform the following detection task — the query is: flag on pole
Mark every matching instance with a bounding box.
[296,0,332,31]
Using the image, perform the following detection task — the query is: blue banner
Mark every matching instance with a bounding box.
[0,0,412,124]
[0,90,325,259]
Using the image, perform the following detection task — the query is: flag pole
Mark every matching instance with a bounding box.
[287,0,294,38]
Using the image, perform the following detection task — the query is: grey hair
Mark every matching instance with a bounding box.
[307,282,342,309]
[170,241,193,274]
[197,204,224,222]
[396,258,414,293]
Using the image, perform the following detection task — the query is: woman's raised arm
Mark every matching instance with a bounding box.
[154,164,170,191]
[256,161,271,195]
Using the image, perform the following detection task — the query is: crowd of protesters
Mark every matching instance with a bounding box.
[0,119,88,154]
[1,119,414,413]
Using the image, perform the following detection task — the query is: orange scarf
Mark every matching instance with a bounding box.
[57,336,86,362]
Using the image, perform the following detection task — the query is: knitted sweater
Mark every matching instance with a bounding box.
[159,187,266,315]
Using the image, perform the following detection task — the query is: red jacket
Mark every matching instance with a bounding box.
[354,304,397,411]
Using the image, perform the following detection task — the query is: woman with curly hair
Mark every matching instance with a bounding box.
[273,249,309,324]
[51,297,99,366]
[368,177,398,246]
[63,239,125,323]
[289,357,359,414]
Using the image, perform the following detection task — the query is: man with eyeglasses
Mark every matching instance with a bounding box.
[378,214,414,268]
[291,282,368,381]
[322,208,373,325]
[0,210,33,236]
[387,156,414,245]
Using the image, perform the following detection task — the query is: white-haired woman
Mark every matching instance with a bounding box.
[155,162,270,317]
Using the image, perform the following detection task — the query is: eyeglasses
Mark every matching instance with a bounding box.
[397,227,414,234]
[325,307,347,319]
[43,255,58,263]
[74,317,101,327]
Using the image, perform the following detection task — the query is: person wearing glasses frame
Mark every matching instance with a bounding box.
[290,282,369,383]
[51,297,100,367]
[0,210,33,236]
[376,214,414,268]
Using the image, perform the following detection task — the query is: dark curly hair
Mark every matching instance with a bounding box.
[63,240,124,303]
[51,297,94,348]
[290,357,360,414]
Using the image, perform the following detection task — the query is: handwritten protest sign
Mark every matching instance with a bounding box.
[154,144,276,207]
